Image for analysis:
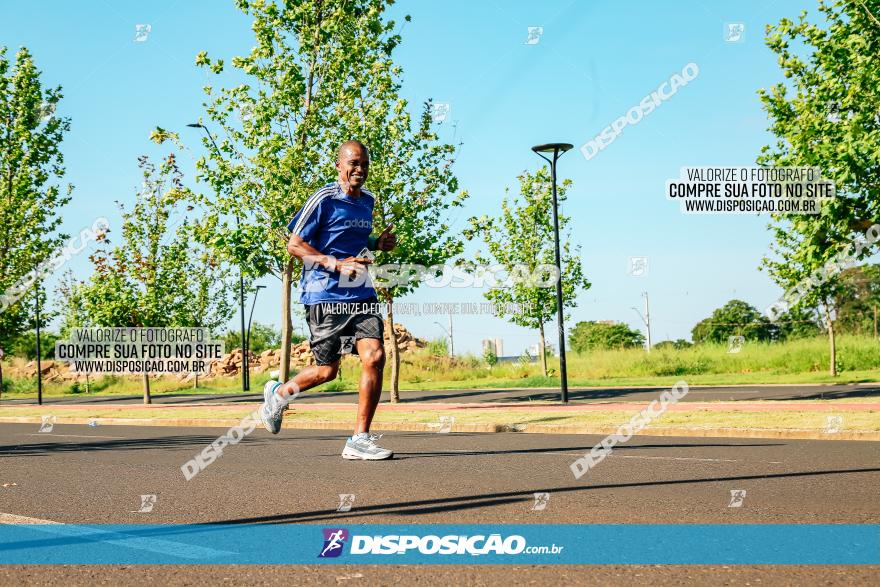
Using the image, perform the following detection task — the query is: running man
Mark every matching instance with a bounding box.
[259,140,397,460]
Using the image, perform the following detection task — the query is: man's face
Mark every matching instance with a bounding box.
[336,146,369,190]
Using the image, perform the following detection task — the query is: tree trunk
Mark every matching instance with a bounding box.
[142,373,151,404]
[824,305,837,377]
[538,321,547,377]
[385,295,400,403]
[874,305,877,340]
[280,258,295,382]
[193,372,198,389]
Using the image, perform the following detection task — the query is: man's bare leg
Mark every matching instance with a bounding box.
[354,337,385,434]
[274,362,339,400]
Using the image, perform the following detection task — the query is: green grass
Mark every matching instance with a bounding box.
[1,402,877,433]
[2,335,878,398]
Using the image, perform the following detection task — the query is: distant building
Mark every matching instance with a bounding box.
[529,341,557,358]
[482,338,503,356]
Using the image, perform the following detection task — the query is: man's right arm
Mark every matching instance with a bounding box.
[287,234,337,273]
[287,233,372,278]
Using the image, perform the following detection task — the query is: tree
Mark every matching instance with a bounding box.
[464,168,590,376]
[654,339,692,350]
[758,0,880,374]
[189,0,404,383]
[773,303,823,340]
[570,321,645,353]
[835,264,880,336]
[691,300,777,344]
[76,155,232,403]
[223,322,299,356]
[350,98,467,402]
[0,46,72,352]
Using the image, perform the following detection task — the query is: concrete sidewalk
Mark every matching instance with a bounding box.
[2,381,878,406]
[2,398,878,441]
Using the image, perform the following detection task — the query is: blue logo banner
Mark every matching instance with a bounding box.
[0,524,876,565]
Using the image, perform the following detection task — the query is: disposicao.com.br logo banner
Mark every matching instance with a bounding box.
[318,527,563,560]
[0,524,876,564]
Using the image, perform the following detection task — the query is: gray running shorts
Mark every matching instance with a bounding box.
[305,297,384,365]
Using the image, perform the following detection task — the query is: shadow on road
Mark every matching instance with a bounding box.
[203,466,880,525]
[0,435,245,457]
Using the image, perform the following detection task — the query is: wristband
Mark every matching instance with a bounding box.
[367,235,378,250]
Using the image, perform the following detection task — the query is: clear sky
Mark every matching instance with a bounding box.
[1,0,824,355]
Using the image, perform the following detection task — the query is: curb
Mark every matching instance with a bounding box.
[1,416,877,441]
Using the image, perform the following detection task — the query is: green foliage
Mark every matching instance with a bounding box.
[73,155,234,331]
[5,329,61,359]
[463,167,590,331]
[482,346,498,367]
[758,0,880,374]
[223,321,296,355]
[187,0,407,279]
[570,321,645,352]
[653,339,693,350]
[183,1,449,384]
[835,264,880,335]
[426,337,449,357]
[774,303,823,340]
[691,300,778,344]
[0,46,73,348]
[356,97,469,301]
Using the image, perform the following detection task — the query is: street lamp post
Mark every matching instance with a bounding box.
[531,143,574,404]
[631,291,653,352]
[35,281,43,405]
[246,285,266,390]
[187,123,249,392]
[433,314,454,358]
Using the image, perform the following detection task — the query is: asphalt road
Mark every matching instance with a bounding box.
[3,382,878,406]
[1,423,877,584]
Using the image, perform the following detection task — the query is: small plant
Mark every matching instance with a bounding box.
[483,347,498,367]
[426,337,449,357]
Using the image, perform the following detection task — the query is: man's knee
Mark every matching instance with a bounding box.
[315,362,339,383]
[361,345,385,370]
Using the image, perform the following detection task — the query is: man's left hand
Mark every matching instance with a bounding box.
[376,223,396,251]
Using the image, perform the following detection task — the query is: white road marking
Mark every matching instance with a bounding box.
[438,449,779,463]
[0,513,61,525]
[26,434,124,439]
[613,455,740,463]
[0,512,231,559]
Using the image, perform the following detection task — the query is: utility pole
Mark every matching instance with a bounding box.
[448,312,454,357]
[631,291,652,352]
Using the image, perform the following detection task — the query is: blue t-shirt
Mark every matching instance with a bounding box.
[287,182,376,304]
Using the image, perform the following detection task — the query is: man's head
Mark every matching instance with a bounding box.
[336,140,369,193]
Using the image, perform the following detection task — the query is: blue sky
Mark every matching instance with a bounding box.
[1,0,817,355]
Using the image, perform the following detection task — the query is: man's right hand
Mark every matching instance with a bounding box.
[332,256,373,278]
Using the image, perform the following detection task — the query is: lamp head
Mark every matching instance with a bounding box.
[531,143,574,154]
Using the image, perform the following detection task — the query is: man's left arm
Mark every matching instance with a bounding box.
[368,223,396,251]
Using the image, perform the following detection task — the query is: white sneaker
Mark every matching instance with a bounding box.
[260,380,286,434]
[342,433,393,460]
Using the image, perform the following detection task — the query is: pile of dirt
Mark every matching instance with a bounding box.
[18,360,89,383]
[387,322,427,352]
[214,322,427,376]
[208,348,258,377]
[4,324,427,381]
